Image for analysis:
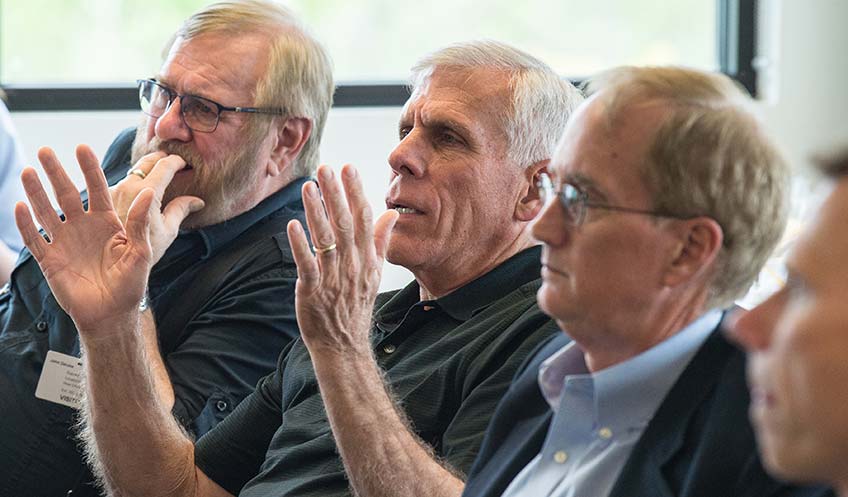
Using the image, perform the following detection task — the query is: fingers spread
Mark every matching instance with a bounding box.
[302,180,336,256]
[316,166,354,247]
[37,147,85,219]
[287,220,320,292]
[125,188,155,254]
[75,145,113,212]
[340,165,374,251]
[20,167,60,238]
[14,202,47,260]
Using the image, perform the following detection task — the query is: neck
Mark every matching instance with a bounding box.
[415,236,536,301]
[579,290,709,373]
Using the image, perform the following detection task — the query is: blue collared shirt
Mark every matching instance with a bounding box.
[501,310,722,497]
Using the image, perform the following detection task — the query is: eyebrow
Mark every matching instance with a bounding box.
[152,75,214,100]
[563,172,610,202]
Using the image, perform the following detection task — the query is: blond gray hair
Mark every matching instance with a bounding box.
[166,0,334,177]
[585,66,789,309]
[410,40,584,168]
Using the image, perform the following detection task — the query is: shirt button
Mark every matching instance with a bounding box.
[422,305,434,311]
[382,344,397,354]
[36,321,48,332]
[553,450,568,464]
[215,400,228,412]
[599,427,613,439]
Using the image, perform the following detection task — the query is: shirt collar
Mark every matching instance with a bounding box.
[374,246,542,329]
[185,177,308,260]
[538,309,722,430]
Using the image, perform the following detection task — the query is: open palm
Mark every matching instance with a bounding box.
[14,145,154,333]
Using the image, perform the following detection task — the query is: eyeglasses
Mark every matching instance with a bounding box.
[537,172,688,226]
[137,79,285,133]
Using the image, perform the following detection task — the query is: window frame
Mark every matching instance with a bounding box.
[1,0,756,111]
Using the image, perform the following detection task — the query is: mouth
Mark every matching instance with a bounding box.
[541,263,569,279]
[386,200,423,215]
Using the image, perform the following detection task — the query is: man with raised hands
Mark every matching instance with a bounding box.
[15,41,582,497]
[0,1,333,495]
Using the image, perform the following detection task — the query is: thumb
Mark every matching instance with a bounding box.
[161,195,205,232]
[373,209,399,260]
[125,188,155,251]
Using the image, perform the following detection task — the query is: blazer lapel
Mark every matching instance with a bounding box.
[608,325,734,497]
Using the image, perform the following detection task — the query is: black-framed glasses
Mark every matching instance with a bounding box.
[137,79,285,133]
[537,172,689,226]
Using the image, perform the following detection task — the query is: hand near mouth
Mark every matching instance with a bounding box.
[287,163,398,355]
[110,151,204,264]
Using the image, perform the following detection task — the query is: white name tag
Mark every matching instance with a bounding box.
[35,350,84,409]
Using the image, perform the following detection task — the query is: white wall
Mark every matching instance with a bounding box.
[9,0,848,294]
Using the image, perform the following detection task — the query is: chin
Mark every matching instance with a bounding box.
[536,284,568,322]
[386,235,425,267]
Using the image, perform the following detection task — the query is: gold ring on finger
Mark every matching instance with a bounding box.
[313,243,336,254]
[127,168,147,180]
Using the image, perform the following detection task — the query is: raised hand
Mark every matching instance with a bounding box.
[286,164,398,354]
[110,151,204,264]
[15,145,157,333]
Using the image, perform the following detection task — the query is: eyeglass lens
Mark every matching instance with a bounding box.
[138,80,220,132]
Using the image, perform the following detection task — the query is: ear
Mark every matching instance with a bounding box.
[515,159,549,222]
[267,117,313,178]
[661,216,724,287]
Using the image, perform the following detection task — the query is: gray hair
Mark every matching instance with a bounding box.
[410,40,584,168]
[166,0,334,177]
[586,66,789,309]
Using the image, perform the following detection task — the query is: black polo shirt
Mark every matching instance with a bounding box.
[195,246,559,497]
[0,128,307,496]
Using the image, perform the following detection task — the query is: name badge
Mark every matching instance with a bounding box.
[35,350,84,409]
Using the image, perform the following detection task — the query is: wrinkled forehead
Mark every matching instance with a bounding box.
[401,66,512,122]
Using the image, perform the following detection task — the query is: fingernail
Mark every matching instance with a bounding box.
[305,182,318,198]
[191,199,205,211]
[320,167,333,181]
[345,166,357,179]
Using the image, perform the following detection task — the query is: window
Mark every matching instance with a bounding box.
[0,0,754,110]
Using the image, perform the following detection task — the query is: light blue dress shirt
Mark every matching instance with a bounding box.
[0,100,26,253]
[500,310,722,497]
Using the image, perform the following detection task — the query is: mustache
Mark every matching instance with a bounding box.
[149,139,204,169]
[132,133,205,171]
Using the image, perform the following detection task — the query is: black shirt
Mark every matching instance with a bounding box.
[195,246,558,497]
[0,128,306,496]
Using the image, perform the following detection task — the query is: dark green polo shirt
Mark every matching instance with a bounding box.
[196,246,558,497]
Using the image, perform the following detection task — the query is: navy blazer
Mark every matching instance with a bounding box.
[462,325,833,497]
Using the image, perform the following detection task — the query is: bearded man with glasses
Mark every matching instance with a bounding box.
[460,67,834,497]
[0,1,332,496]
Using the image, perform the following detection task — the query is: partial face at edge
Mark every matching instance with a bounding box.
[730,178,848,487]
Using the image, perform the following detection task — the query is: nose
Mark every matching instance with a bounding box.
[154,96,192,143]
[388,130,426,179]
[726,290,782,351]
[532,197,570,248]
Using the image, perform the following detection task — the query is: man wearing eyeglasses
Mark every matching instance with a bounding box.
[459,66,832,497]
[11,37,584,497]
[0,1,332,496]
